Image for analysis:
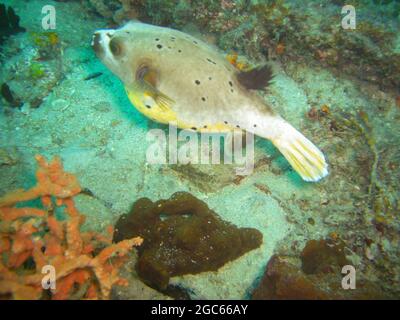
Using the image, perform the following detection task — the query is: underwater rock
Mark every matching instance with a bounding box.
[252,239,392,300]
[110,256,172,300]
[0,148,18,166]
[113,192,263,291]
[252,255,333,300]
[0,83,22,108]
[1,31,63,111]
[168,164,237,193]
[0,4,25,45]
[301,238,348,274]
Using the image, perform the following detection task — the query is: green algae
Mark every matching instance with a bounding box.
[29,62,46,79]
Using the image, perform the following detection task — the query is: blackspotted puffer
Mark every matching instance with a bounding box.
[92,21,328,182]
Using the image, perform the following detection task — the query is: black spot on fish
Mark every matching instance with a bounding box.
[253,124,257,127]
[193,40,198,44]
[191,127,197,130]
[155,38,160,41]
[208,77,212,80]
[230,89,234,93]
[229,81,233,87]
[236,125,240,128]
[178,49,182,53]
[201,97,206,101]
[224,121,228,124]
[203,125,207,128]
[146,105,151,109]
[171,37,175,41]
[206,58,216,65]
[157,44,162,49]
[195,80,200,85]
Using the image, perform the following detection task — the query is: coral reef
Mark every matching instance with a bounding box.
[87,0,140,24]
[0,155,143,300]
[113,192,263,291]
[0,0,399,299]
[0,28,63,110]
[0,5,65,110]
[86,0,400,90]
[251,238,393,300]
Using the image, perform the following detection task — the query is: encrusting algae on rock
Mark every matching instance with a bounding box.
[113,192,263,292]
[251,238,393,300]
[0,155,143,300]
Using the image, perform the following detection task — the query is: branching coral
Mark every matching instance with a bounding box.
[0,155,143,300]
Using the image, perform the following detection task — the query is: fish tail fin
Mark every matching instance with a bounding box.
[270,120,328,182]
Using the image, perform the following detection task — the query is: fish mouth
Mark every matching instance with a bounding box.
[91,32,103,56]
[91,30,115,58]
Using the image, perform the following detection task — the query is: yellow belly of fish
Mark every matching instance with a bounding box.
[126,89,233,133]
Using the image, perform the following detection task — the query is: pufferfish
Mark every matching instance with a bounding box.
[92,21,328,182]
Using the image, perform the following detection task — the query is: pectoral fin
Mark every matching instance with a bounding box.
[143,86,174,112]
[133,63,175,113]
[126,76,176,124]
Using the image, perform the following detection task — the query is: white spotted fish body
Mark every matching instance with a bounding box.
[92,22,328,182]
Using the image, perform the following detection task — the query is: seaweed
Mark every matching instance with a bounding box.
[0,83,22,108]
[333,111,390,217]
[0,3,25,45]
[113,192,263,291]
[29,62,46,79]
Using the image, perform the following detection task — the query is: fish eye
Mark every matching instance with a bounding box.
[109,38,122,57]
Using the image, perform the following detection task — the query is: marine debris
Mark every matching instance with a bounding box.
[113,192,263,291]
[0,155,143,300]
[0,3,25,45]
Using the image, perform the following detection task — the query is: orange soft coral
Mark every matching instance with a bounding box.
[0,155,81,208]
[226,51,251,71]
[0,155,143,300]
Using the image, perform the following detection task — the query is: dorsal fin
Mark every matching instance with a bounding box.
[236,64,274,91]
